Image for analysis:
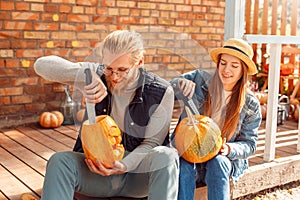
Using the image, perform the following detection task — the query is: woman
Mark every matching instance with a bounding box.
[171,38,262,200]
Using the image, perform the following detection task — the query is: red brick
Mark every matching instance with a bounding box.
[0,59,4,68]
[0,12,10,20]
[24,85,53,95]
[59,5,71,13]
[0,50,13,58]
[0,69,26,77]
[77,32,99,40]
[116,16,136,24]
[1,105,25,115]
[0,1,14,10]
[12,95,33,104]
[24,31,49,39]
[77,0,99,6]
[0,41,10,49]
[31,3,44,12]
[85,7,97,14]
[11,77,38,86]
[11,40,37,49]
[0,87,23,96]
[60,23,84,31]
[12,12,39,20]
[51,0,77,4]
[25,103,46,112]
[39,40,65,48]
[0,31,21,39]
[45,49,70,57]
[16,49,43,58]
[16,2,30,11]
[93,16,114,23]
[96,8,108,15]
[45,4,58,12]
[41,13,67,22]
[51,31,76,40]
[71,49,91,57]
[34,22,59,31]
[0,97,11,105]
[5,59,20,68]
[0,78,10,87]
[66,40,89,48]
[85,24,107,31]
[72,6,84,14]
[4,21,32,30]
[67,14,89,23]
[101,0,116,7]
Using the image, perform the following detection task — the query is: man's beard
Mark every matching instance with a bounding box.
[106,69,139,96]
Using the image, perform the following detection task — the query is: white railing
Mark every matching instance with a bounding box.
[244,34,300,161]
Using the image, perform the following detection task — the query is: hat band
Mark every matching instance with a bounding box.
[224,46,248,57]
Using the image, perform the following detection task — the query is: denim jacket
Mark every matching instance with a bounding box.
[171,69,262,182]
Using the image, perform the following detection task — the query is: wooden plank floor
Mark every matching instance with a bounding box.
[0,118,299,200]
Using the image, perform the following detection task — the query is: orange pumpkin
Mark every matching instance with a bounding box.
[294,105,300,121]
[76,108,86,123]
[174,107,222,163]
[81,115,125,168]
[260,104,267,119]
[254,92,268,105]
[39,111,64,128]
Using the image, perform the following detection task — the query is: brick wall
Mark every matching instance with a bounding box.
[0,0,225,128]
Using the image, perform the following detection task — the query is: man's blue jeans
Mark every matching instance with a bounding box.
[178,155,232,200]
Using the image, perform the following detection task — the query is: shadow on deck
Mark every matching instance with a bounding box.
[0,116,300,199]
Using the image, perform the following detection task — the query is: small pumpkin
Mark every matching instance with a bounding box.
[174,107,223,163]
[76,108,86,123]
[39,111,64,128]
[254,92,268,105]
[81,115,125,168]
[294,105,300,121]
[260,104,267,119]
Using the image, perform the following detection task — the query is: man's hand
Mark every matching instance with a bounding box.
[178,78,195,99]
[85,159,127,176]
[83,71,107,104]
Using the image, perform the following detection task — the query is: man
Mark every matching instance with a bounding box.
[34,30,179,199]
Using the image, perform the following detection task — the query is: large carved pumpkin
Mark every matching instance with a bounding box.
[174,107,222,163]
[81,115,125,168]
[39,111,64,128]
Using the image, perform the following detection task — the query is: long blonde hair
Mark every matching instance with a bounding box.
[203,56,248,140]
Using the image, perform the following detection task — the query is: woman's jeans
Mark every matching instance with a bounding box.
[178,155,232,200]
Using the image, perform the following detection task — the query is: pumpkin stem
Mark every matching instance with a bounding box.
[185,106,200,133]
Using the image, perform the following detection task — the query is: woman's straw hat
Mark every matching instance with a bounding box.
[210,38,257,75]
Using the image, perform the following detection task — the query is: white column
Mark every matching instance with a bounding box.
[224,0,245,41]
[264,43,281,161]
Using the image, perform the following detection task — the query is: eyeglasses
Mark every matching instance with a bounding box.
[101,64,135,77]
[100,64,133,77]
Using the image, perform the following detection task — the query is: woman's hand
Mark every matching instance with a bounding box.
[219,139,231,156]
[178,78,195,99]
[85,159,127,176]
[83,71,107,104]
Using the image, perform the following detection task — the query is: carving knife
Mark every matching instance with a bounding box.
[84,68,96,124]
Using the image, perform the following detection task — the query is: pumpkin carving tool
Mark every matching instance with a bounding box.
[84,68,96,124]
[187,98,200,115]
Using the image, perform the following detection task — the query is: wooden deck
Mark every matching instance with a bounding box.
[1,117,300,200]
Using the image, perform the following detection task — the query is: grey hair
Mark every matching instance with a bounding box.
[102,30,145,64]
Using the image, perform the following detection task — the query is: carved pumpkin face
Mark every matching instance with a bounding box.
[174,113,222,163]
[81,115,125,168]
